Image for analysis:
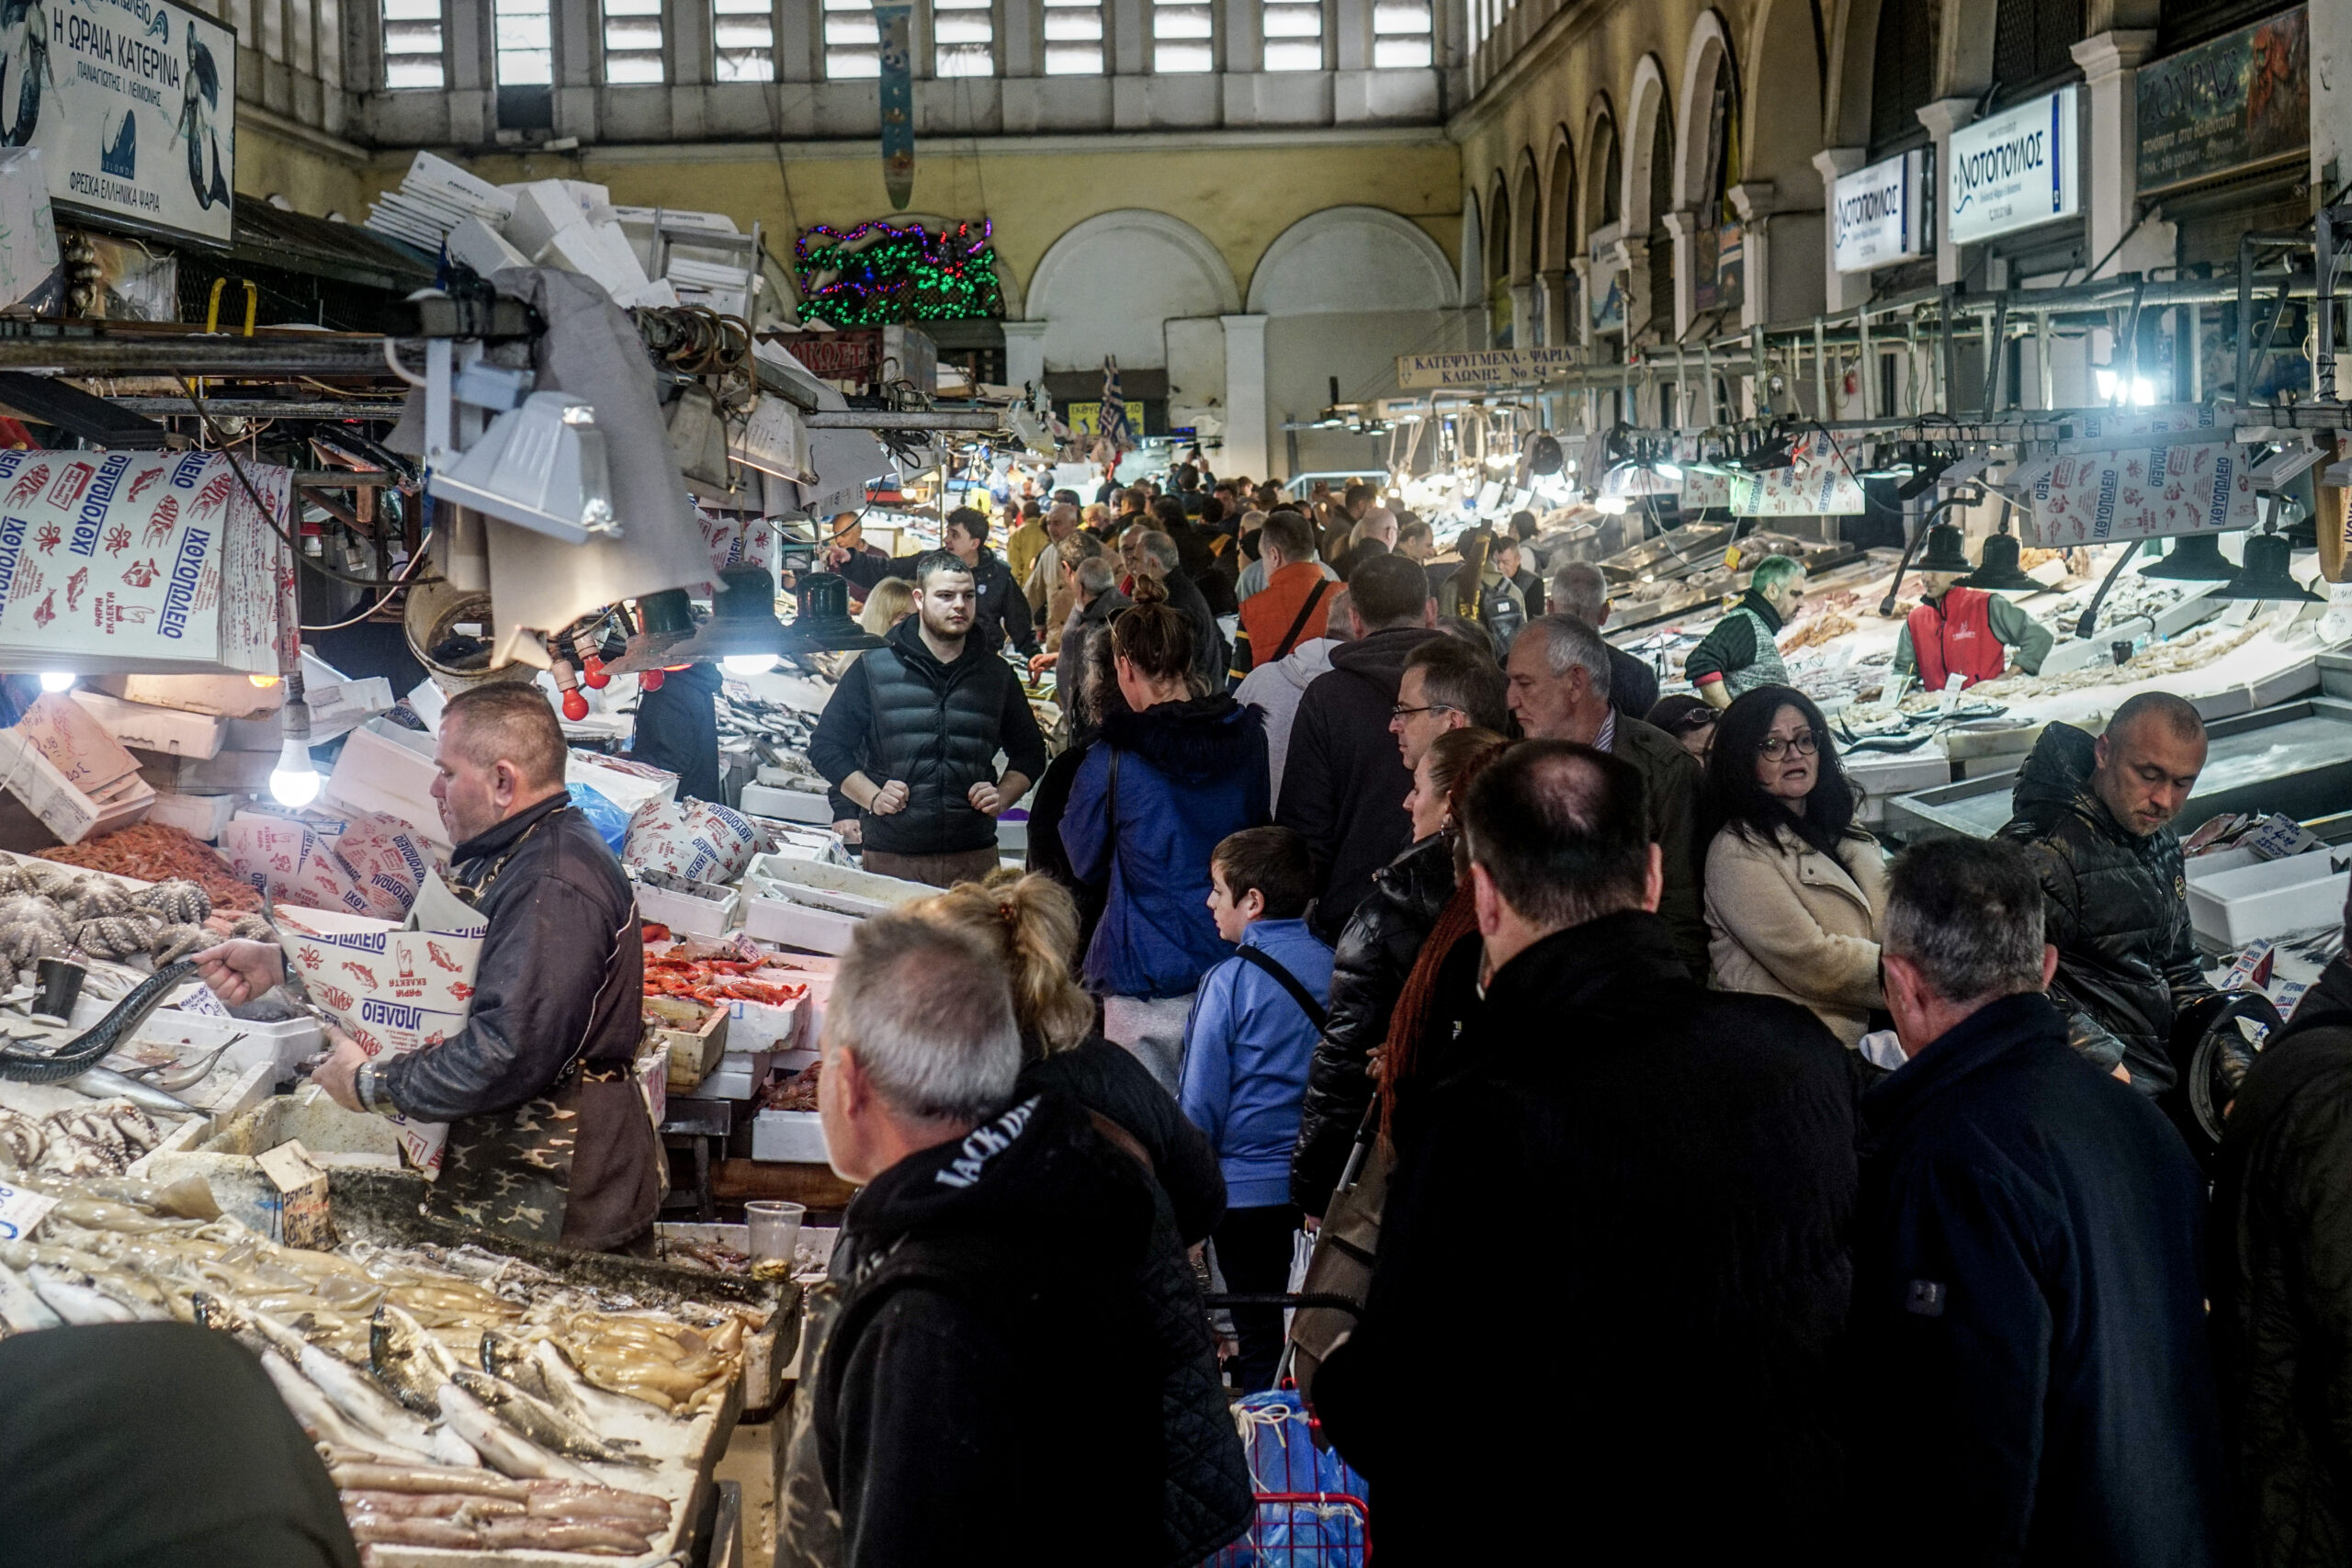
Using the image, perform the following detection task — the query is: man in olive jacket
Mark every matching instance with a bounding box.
[1502,614,1708,976]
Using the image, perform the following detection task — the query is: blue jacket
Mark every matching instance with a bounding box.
[1179,919,1334,1209]
[1064,694,1268,1000]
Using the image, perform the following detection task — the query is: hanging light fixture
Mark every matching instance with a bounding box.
[1912,523,1977,576]
[2139,535,2238,581]
[1962,533,2044,592]
[786,573,884,653]
[2210,533,2324,603]
[605,589,700,676]
[658,568,793,671]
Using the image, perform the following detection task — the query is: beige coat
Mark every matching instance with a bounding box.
[1704,821,1887,1045]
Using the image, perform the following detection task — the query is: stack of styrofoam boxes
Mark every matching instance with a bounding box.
[86,674,282,840]
[365,152,515,255]
[750,955,834,1161]
[321,722,452,853]
[609,207,752,317]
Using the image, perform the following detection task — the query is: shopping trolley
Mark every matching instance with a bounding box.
[1202,1292,1371,1567]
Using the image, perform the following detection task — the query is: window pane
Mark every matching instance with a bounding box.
[827,0,880,74]
[1155,39,1212,70]
[1372,0,1428,31]
[933,0,992,76]
[495,0,552,84]
[1044,40,1100,71]
[1372,36,1429,65]
[1262,4,1318,37]
[1043,10,1098,37]
[386,56,445,85]
[1263,38,1319,68]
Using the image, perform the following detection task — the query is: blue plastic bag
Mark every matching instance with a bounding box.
[1222,1389,1368,1567]
[568,784,631,853]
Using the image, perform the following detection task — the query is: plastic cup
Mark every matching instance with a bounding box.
[32,957,85,1024]
[744,1200,806,1267]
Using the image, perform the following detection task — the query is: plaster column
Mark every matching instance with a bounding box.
[1661,208,1699,341]
[1812,148,1871,311]
[1507,281,1538,349]
[1220,314,1272,479]
[1003,321,1048,389]
[1536,268,1571,348]
[1615,235,1652,345]
[2073,30,2171,278]
[1566,255,1595,347]
[1915,97,1977,287]
[1727,182,1777,330]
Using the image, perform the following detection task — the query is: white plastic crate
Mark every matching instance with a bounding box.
[635,879,740,939]
[2187,852,2350,947]
[752,1108,829,1162]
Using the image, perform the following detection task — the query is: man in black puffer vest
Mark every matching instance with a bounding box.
[1995,693,2216,1094]
[782,912,1231,1568]
[810,551,1048,887]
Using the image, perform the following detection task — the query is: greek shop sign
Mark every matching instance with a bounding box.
[1947,86,2077,247]
[1832,150,1928,273]
[12,0,236,247]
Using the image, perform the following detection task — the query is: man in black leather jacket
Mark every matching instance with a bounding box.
[1995,694,2215,1095]
[195,684,658,1252]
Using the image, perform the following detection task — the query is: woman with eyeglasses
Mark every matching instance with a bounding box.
[1701,684,1887,1046]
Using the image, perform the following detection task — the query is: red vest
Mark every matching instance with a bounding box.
[1907,585,2007,691]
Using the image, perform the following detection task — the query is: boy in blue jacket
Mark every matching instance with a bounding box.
[1181,826,1335,1391]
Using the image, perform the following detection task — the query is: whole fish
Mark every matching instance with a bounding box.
[434,1380,601,1485]
[370,1302,460,1416]
[451,1365,648,1467]
[428,1423,484,1469]
[62,1066,198,1117]
[522,1336,672,1427]
[229,1300,439,1461]
[254,1348,418,1467]
[0,1266,61,1331]
[28,1265,142,1325]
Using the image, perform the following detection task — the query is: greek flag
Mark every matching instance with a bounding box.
[1098,356,1136,452]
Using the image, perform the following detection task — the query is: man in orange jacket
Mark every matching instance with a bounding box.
[1229,511,1336,685]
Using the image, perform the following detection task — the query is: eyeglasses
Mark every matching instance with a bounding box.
[1390,703,1461,721]
[1758,732,1820,760]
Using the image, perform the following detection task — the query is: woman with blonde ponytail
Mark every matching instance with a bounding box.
[906,872,1253,1564]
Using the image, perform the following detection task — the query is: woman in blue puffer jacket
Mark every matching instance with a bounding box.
[1063,573,1270,1092]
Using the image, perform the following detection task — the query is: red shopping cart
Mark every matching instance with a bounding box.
[1197,1295,1371,1568]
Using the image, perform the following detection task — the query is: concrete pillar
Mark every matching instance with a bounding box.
[1507,281,1537,348]
[1003,321,1047,389]
[1812,147,1871,312]
[1567,255,1594,347]
[1915,97,1976,287]
[1536,268,1572,348]
[1616,235,1652,344]
[1661,208,1699,340]
[1220,314,1272,479]
[1726,182,1776,329]
[2072,30,2173,278]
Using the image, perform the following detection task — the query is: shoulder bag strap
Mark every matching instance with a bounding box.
[1234,944,1329,1032]
[1269,579,1331,663]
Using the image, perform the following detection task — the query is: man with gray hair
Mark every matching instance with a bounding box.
[1852,836,2223,1563]
[1133,528,1227,691]
[1503,613,1706,973]
[1549,560,1658,720]
[798,910,1170,1568]
[1052,551,1128,736]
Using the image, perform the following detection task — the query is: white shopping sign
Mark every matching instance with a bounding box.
[1833,150,1929,273]
[1948,86,2078,246]
[16,0,238,247]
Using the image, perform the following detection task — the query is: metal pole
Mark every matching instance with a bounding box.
[1814,316,1829,419]
[2317,204,2339,402]
[1982,298,2009,418]
[2039,310,2055,409]
[1858,308,1874,420]
[1700,340,1715,425]
[2188,305,2202,403]
[1939,287,1959,414]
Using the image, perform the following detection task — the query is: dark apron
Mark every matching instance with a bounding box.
[422,816,660,1250]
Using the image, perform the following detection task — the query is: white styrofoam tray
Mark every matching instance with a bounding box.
[746,856,933,918]
[2187,851,2350,948]
[739,783,833,824]
[634,879,741,939]
[132,1004,323,1077]
[743,897,857,954]
[752,1108,829,1163]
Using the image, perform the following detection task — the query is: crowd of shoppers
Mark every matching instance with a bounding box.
[795,473,2341,1568]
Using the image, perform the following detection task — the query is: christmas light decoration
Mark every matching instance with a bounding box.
[795,219,1005,327]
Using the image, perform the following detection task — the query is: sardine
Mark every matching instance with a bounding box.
[0,1266,61,1331]
[370,1302,460,1416]
[229,1302,440,1460]
[434,1380,601,1484]
[451,1365,647,1466]
[28,1265,141,1325]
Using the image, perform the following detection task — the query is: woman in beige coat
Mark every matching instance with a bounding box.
[1702,685,1886,1045]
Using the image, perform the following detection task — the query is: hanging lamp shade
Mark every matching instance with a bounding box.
[1962,532,2043,592]
[785,573,885,653]
[657,569,793,665]
[605,588,700,674]
[2209,533,2324,603]
[2139,534,2238,581]
[1913,523,1976,576]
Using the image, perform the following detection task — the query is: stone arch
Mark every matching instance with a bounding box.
[1486,172,1512,288]
[1458,188,1485,305]
[1623,54,1674,235]
[1939,0,2000,101]
[1543,123,1577,272]
[1673,11,1736,213]
[1511,150,1542,285]
[1742,0,1824,196]
[1025,209,1241,371]
[1246,206,1458,314]
[1582,94,1621,242]
[1826,0,1886,148]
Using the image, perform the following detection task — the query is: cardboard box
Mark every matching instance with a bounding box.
[72,691,227,758]
[117,672,286,719]
[502,179,592,257]
[651,1006,729,1092]
[537,220,650,298]
[16,694,143,795]
[0,699,155,842]
[146,790,245,840]
[324,727,447,849]
[446,214,531,278]
[739,783,832,824]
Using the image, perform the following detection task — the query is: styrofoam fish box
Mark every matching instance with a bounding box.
[997,814,1027,852]
[751,857,933,918]
[133,1007,323,1077]
[752,1109,830,1163]
[2187,852,2350,947]
[740,783,833,824]
[743,896,858,954]
[635,879,741,939]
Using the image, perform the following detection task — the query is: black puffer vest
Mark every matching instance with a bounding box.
[858,616,1022,856]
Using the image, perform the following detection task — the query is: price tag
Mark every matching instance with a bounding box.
[0,1180,56,1242]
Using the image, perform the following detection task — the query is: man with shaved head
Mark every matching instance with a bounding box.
[194,682,658,1251]
[1997,691,2221,1093]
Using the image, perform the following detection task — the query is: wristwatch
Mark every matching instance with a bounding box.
[355,1060,383,1115]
